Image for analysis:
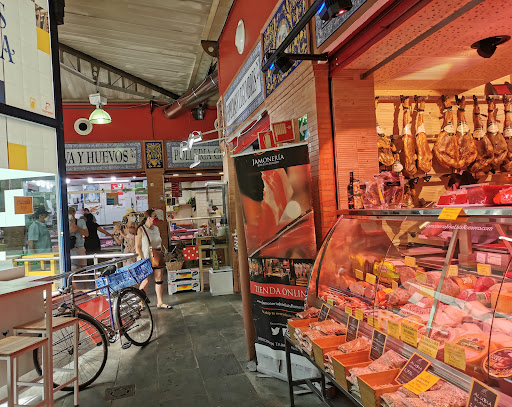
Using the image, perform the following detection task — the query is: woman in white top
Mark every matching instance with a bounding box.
[135,209,172,309]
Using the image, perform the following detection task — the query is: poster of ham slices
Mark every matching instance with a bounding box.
[234,143,317,379]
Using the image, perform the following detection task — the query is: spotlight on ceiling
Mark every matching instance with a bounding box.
[88,93,111,125]
[471,35,510,58]
[272,54,294,75]
[191,104,206,120]
[318,0,353,21]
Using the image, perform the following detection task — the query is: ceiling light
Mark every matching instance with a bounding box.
[219,172,224,175]
[471,35,510,58]
[132,176,136,179]
[88,92,111,125]
[111,176,116,181]
[173,173,179,177]
[272,54,294,75]
[196,173,203,176]
[190,154,201,168]
[88,177,93,183]
[66,178,70,184]
[319,0,353,21]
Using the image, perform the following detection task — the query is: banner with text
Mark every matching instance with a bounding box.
[65,143,143,172]
[234,144,316,374]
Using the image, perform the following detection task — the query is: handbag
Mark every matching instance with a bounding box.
[142,226,166,269]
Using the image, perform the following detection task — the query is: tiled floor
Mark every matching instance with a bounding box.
[52,291,327,407]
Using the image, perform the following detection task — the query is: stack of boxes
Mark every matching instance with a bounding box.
[168,267,201,294]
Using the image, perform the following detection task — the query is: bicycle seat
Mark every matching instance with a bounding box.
[100,265,117,277]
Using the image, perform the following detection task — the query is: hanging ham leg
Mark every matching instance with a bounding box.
[487,97,507,169]
[502,96,512,172]
[455,96,477,169]
[415,97,432,172]
[376,98,395,166]
[400,96,417,175]
[468,96,493,173]
[433,96,458,169]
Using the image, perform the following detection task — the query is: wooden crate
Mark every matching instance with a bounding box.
[312,335,347,369]
[357,369,401,407]
[332,350,372,390]
[288,318,317,345]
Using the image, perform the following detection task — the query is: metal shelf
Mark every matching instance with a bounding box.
[338,207,512,218]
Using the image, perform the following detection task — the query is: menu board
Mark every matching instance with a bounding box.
[396,353,431,384]
[346,316,359,342]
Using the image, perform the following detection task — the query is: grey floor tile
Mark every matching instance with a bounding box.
[158,348,198,374]
[196,353,243,378]
[183,313,216,326]
[159,394,213,407]
[60,383,113,407]
[228,335,250,362]
[159,368,207,401]
[110,386,159,407]
[204,373,264,407]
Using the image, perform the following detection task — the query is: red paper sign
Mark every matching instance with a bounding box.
[111,184,124,190]
[258,130,276,149]
[272,120,295,143]
[183,246,199,260]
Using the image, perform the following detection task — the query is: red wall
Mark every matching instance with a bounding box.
[218,0,278,95]
[63,103,217,143]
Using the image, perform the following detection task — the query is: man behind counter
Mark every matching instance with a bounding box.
[28,208,51,254]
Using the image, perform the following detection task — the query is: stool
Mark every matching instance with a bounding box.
[0,336,49,407]
[14,317,79,406]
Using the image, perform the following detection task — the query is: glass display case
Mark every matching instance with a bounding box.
[306,208,512,402]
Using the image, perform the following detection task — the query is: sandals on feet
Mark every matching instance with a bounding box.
[157,304,173,310]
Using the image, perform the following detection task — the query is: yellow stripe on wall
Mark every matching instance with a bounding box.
[8,143,28,170]
[36,27,51,55]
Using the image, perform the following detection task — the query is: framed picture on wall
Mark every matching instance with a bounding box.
[84,184,100,203]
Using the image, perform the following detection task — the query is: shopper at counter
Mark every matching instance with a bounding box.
[84,213,113,265]
[113,208,138,265]
[136,209,171,309]
[69,206,88,270]
[27,208,51,254]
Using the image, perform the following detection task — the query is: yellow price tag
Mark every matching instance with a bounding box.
[366,273,376,285]
[444,342,466,371]
[387,321,400,339]
[403,371,440,395]
[418,336,440,359]
[355,269,364,280]
[401,323,419,347]
[416,271,427,283]
[477,263,492,276]
[327,298,334,306]
[405,256,416,267]
[392,280,399,290]
[368,315,375,328]
[438,207,465,220]
[355,308,364,321]
[345,306,353,316]
[448,265,458,277]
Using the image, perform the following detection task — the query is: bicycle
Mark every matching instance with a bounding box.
[33,257,155,391]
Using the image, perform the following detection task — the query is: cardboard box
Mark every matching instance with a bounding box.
[287,318,317,346]
[168,279,201,295]
[312,336,347,370]
[168,268,199,282]
[357,369,401,407]
[332,350,372,390]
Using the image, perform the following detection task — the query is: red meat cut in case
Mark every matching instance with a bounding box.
[474,276,496,292]
[467,185,507,204]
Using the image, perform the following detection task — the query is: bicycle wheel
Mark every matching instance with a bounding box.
[33,313,108,391]
[114,287,154,346]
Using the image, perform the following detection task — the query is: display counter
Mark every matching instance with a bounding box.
[300,208,512,406]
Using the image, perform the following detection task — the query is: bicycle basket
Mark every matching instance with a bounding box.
[119,258,153,283]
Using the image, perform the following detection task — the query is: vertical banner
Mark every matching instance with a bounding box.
[234,144,317,379]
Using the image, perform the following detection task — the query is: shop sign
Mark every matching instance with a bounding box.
[166,141,222,168]
[263,0,307,97]
[315,0,368,48]
[272,120,295,143]
[224,42,264,135]
[1,0,55,118]
[65,143,143,172]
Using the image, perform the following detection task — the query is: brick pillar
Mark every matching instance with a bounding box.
[146,169,168,247]
[331,70,379,208]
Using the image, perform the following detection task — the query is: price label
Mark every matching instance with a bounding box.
[355,308,364,321]
[405,256,416,267]
[403,371,440,395]
[416,271,427,283]
[401,323,419,347]
[366,273,376,285]
[448,265,459,277]
[477,263,492,276]
[438,207,465,220]
[418,336,440,359]
[370,329,388,360]
[346,316,359,342]
[444,342,466,371]
[467,379,500,407]
[387,321,400,339]
[318,304,330,322]
[345,306,353,316]
[392,280,399,290]
[327,298,334,306]
[355,269,364,280]
[396,353,431,384]
[367,315,376,328]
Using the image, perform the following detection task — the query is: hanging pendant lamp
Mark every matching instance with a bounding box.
[88,93,112,125]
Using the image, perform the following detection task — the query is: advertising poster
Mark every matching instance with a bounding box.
[234,143,317,379]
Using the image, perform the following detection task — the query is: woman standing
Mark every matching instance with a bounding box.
[135,209,172,309]
[113,209,138,265]
[84,213,113,265]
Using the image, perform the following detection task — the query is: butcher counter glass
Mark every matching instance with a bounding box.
[306,208,512,401]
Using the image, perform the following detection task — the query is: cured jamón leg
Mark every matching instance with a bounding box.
[415,97,432,172]
[455,95,477,169]
[468,96,493,173]
[433,96,458,169]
